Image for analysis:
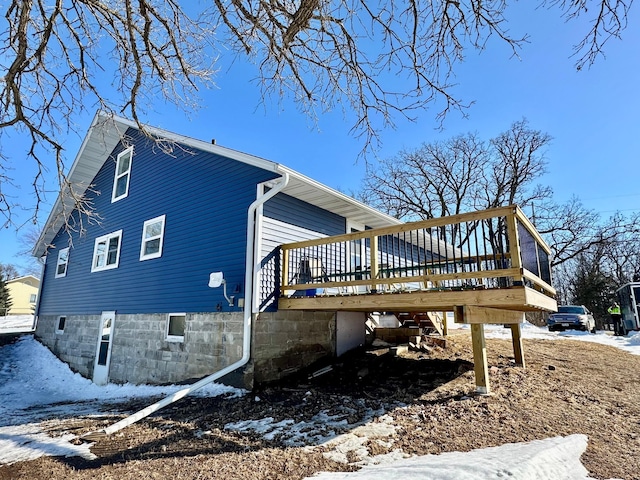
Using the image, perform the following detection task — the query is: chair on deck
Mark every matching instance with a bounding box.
[291,257,329,296]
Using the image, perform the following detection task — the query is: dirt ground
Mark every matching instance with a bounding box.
[2,332,640,480]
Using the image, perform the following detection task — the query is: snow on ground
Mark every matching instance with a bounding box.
[0,336,242,463]
[2,325,638,477]
[0,315,35,333]
[305,434,593,480]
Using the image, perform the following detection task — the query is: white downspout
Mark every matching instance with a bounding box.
[32,256,47,331]
[84,172,289,439]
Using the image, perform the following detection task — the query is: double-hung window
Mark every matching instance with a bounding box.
[112,147,133,202]
[55,247,70,278]
[140,215,166,261]
[92,230,123,272]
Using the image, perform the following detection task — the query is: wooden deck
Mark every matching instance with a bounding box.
[273,205,557,394]
[279,285,556,314]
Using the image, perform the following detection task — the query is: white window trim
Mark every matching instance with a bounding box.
[165,313,186,342]
[55,316,66,334]
[55,247,70,278]
[111,147,133,202]
[91,230,123,272]
[139,215,166,261]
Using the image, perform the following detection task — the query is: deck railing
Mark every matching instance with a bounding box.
[276,205,555,300]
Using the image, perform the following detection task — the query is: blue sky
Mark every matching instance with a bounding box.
[1,3,639,273]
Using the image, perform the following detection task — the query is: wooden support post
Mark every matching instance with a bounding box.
[510,323,525,368]
[441,311,448,336]
[471,324,490,395]
[282,248,290,291]
[370,234,379,292]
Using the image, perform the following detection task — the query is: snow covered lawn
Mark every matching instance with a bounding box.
[0,315,35,334]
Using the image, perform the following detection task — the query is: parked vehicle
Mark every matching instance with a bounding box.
[616,283,640,335]
[547,305,596,333]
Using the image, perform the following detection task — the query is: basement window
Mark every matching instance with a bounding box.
[166,313,186,342]
[55,316,66,334]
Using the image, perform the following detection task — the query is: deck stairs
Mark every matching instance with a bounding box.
[395,311,444,336]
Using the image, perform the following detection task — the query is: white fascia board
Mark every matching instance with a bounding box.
[104,114,282,174]
[33,112,123,258]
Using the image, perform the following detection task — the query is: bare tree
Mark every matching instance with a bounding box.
[0,263,20,281]
[363,119,553,219]
[362,133,488,221]
[1,0,215,229]
[360,120,635,272]
[0,0,634,230]
[536,203,640,268]
[534,197,601,267]
[479,119,553,210]
[17,226,45,277]
[598,212,640,285]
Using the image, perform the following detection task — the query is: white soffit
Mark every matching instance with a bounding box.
[277,167,402,230]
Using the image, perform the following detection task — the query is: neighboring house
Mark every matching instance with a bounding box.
[33,112,405,387]
[6,276,40,315]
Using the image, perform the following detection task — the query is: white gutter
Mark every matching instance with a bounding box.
[82,172,290,440]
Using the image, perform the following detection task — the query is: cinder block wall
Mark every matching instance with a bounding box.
[35,312,244,385]
[249,310,336,385]
[35,314,101,378]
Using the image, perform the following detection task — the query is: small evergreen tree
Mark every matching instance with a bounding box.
[0,272,12,316]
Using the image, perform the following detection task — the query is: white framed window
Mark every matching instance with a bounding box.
[29,294,37,303]
[140,215,166,261]
[166,313,186,342]
[91,230,123,272]
[111,147,133,202]
[55,316,66,334]
[55,247,69,278]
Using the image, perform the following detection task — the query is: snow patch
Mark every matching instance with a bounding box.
[305,435,595,480]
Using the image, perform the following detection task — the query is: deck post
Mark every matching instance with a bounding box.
[370,234,379,292]
[282,247,290,292]
[510,323,525,368]
[442,311,448,336]
[470,324,490,395]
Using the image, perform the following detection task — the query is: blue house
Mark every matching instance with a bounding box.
[32,112,404,387]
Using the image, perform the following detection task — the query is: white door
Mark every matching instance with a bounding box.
[336,311,366,356]
[93,311,115,385]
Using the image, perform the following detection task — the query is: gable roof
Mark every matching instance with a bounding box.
[33,112,401,257]
[6,275,41,287]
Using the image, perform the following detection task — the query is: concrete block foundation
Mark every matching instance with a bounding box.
[35,309,362,389]
[35,312,244,385]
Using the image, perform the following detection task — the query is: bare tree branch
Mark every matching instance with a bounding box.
[546,0,632,69]
[0,0,634,234]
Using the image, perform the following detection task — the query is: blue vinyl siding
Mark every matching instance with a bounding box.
[263,192,346,236]
[38,129,279,315]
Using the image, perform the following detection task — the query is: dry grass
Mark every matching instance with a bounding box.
[2,333,640,480]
